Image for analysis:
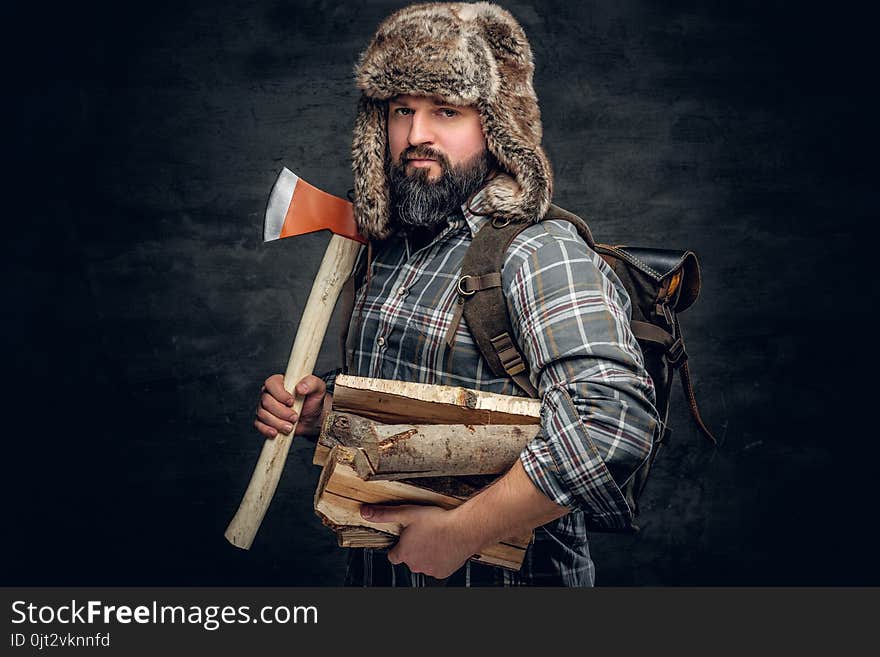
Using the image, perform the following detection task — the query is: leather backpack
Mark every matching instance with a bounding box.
[451,204,716,529]
[337,203,715,530]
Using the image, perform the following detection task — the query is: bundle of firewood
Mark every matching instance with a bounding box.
[312,375,541,571]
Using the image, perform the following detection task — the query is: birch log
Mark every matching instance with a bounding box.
[331,375,541,425]
[319,412,539,479]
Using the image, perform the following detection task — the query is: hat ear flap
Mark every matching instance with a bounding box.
[352,95,392,241]
[481,111,553,223]
[467,4,553,223]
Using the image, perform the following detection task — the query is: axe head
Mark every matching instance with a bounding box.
[264,168,366,244]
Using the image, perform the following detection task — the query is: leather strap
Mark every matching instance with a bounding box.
[511,371,538,398]
[459,272,502,294]
[339,244,370,373]
[632,317,714,443]
[457,205,597,398]
[458,220,536,395]
[674,316,716,444]
[444,298,466,349]
[339,272,356,372]
[631,319,687,368]
[631,320,675,350]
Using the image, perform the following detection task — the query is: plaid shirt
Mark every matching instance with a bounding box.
[323,190,659,587]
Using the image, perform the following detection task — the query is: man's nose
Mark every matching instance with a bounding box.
[407,112,435,146]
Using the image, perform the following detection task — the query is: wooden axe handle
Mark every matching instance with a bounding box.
[225,233,362,549]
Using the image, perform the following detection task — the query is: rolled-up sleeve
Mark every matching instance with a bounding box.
[502,221,659,530]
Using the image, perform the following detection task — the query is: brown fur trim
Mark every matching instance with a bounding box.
[351,2,552,240]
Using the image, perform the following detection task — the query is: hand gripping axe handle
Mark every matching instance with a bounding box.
[225,168,366,549]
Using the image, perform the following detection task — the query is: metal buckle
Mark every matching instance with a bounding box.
[492,216,511,228]
[666,338,687,368]
[655,303,674,328]
[457,275,476,296]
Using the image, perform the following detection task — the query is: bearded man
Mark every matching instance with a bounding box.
[255,2,659,586]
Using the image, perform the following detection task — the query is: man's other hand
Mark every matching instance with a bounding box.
[360,504,482,579]
[254,373,330,439]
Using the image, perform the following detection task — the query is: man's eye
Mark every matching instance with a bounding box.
[439,109,458,118]
[393,107,413,116]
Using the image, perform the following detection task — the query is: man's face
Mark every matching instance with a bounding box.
[388,94,487,180]
[386,94,492,231]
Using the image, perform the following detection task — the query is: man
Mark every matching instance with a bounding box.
[255,2,659,586]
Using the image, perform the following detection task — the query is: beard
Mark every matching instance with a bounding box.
[388,146,493,232]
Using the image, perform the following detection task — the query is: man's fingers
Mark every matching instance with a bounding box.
[264,374,325,405]
[256,374,325,440]
[261,392,297,423]
[375,508,406,565]
[265,375,294,406]
[253,418,278,439]
[294,375,326,397]
[256,407,295,435]
[360,504,410,525]
[387,545,403,565]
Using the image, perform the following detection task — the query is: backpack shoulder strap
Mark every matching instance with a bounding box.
[338,243,369,374]
[543,204,596,249]
[457,217,537,396]
[455,205,591,398]
[457,207,714,446]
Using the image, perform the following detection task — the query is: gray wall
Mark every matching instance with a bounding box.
[6,0,874,585]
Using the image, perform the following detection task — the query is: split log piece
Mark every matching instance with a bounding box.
[313,447,532,571]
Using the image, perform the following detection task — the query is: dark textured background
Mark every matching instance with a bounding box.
[5,0,875,585]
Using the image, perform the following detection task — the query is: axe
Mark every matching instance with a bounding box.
[225,167,366,550]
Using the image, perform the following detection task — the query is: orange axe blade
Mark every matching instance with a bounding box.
[264,167,366,244]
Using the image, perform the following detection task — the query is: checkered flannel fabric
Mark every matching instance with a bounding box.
[324,191,659,586]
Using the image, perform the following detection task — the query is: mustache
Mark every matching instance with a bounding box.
[388,147,492,232]
[402,146,450,167]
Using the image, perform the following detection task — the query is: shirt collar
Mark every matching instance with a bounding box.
[460,187,493,237]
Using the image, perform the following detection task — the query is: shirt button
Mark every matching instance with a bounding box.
[377,336,386,346]
[397,286,407,296]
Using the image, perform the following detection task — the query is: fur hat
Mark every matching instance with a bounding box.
[352,2,553,241]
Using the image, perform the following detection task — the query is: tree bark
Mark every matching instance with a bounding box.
[320,412,538,479]
[331,374,540,425]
